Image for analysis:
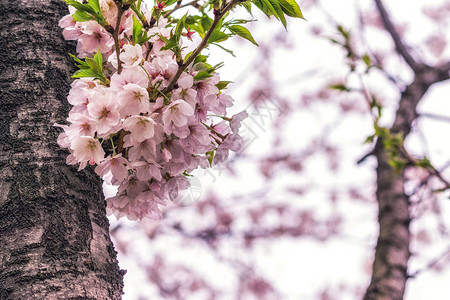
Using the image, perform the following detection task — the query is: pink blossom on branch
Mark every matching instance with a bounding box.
[122,115,157,143]
[57,6,249,220]
[70,136,105,165]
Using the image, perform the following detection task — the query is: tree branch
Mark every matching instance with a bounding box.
[113,3,125,74]
[419,112,450,123]
[373,0,421,71]
[163,0,200,18]
[163,0,239,93]
[397,146,450,191]
[408,246,450,278]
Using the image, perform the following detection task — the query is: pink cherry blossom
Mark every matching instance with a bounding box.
[127,138,157,161]
[78,21,113,55]
[118,83,150,116]
[230,111,248,133]
[195,74,220,100]
[120,44,143,68]
[71,136,105,164]
[162,100,194,132]
[110,66,149,90]
[100,0,118,24]
[133,161,163,181]
[59,14,81,40]
[198,94,218,111]
[212,94,234,115]
[172,73,197,107]
[161,147,172,162]
[181,124,214,154]
[87,93,120,136]
[54,124,71,148]
[66,113,98,139]
[144,57,178,87]
[67,79,97,113]
[163,176,191,201]
[95,154,129,184]
[118,175,147,198]
[122,115,157,143]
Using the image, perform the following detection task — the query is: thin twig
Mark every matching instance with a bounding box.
[163,0,199,18]
[408,160,450,197]
[419,112,450,123]
[398,147,450,191]
[408,246,450,278]
[117,129,128,154]
[113,3,125,74]
[373,0,421,71]
[162,0,239,93]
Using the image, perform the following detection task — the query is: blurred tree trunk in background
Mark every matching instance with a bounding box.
[364,1,450,298]
[0,0,123,298]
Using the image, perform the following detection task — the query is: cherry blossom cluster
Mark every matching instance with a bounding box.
[56,0,247,220]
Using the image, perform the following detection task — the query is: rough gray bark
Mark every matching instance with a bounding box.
[0,0,124,299]
[364,1,450,299]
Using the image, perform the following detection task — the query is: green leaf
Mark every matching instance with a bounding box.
[184,51,194,62]
[185,16,205,37]
[206,151,214,166]
[85,57,99,73]
[228,25,258,46]
[175,13,187,40]
[267,0,287,28]
[258,0,279,20]
[72,10,95,22]
[88,0,101,12]
[388,158,407,172]
[185,15,200,25]
[328,38,342,45]
[201,15,213,32]
[192,62,209,72]
[208,30,230,44]
[224,19,256,26]
[84,51,103,75]
[194,71,213,81]
[374,124,389,138]
[364,134,375,144]
[417,157,432,168]
[278,0,305,19]
[160,38,177,51]
[130,3,144,20]
[165,0,179,6]
[72,68,99,78]
[188,24,205,37]
[69,53,89,68]
[362,54,371,68]
[94,50,103,72]
[65,0,96,14]
[211,62,224,72]
[240,2,252,15]
[194,55,208,64]
[160,33,179,51]
[216,81,233,90]
[337,25,350,40]
[69,52,107,84]
[132,15,143,44]
[329,83,350,92]
[212,43,235,56]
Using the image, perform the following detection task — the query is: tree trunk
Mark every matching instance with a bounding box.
[364,67,449,299]
[364,143,410,300]
[0,1,124,299]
